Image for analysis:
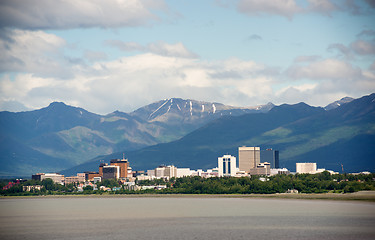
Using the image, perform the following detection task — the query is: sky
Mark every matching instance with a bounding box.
[0,0,375,114]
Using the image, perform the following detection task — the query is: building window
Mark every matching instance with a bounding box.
[228,159,231,174]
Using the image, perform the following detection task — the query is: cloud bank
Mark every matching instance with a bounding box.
[236,0,375,19]
[0,0,167,29]
[1,29,374,114]
[1,0,375,113]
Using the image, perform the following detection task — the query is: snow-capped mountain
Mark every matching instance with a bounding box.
[130,98,274,123]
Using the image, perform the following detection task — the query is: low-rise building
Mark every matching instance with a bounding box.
[176,168,191,178]
[65,174,85,185]
[32,173,65,184]
[270,168,290,176]
[249,162,271,176]
[286,189,299,194]
[296,163,317,174]
[136,174,152,181]
[93,177,101,183]
[149,165,177,179]
[23,185,43,192]
[296,163,338,174]
[84,171,101,181]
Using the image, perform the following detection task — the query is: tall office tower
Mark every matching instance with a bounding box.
[110,158,129,178]
[218,155,237,177]
[239,146,260,173]
[260,149,279,168]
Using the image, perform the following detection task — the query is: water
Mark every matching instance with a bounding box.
[0,196,374,240]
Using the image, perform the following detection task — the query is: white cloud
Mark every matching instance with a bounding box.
[148,42,199,59]
[0,29,74,78]
[237,0,302,19]
[0,0,167,29]
[350,39,375,55]
[83,50,108,62]
[281,58,375,105]
[106,40,199,59]
[0,50,277,113]
[370,61,375,71]
[294,55,321,63]
[286,59,364,80]
[235,0,375,19]
[327,43,352,58]
[1,46,374,114]
[307,0,338,15]
[328,31,375,58]
[1,29,374,114]
[357,30,375,38]
[248,34,263,41]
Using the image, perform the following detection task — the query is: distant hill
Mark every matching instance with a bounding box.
[0,99,268,176]
[62,93,375,175]
[324,97,354,110]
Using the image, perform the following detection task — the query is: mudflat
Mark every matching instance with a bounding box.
[1,195,374,240]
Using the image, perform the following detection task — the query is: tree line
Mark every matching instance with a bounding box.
[1,172,374,196]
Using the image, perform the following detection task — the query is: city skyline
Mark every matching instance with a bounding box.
[1,0,375,114]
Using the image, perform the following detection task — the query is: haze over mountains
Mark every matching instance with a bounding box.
[0,98,271,176]
[1,94,373,177]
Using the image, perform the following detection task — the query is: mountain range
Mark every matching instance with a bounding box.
[1,94,373,177]
[0,98,271,176]
[62,94,375,176]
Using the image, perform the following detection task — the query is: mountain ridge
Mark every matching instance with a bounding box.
[0,98,274,176]
[61,93,375,175]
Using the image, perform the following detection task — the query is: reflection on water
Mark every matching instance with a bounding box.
[0,197,374,240]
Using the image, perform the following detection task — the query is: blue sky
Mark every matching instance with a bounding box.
[1,0,375,114]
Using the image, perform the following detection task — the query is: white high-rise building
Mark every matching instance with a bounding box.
[296,163,317,174]
[218,155,236,177]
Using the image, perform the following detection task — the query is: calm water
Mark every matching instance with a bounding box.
[0,197,374,240]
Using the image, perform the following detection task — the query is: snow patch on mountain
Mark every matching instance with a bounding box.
[149,99,169,118]
[190,101,193,116]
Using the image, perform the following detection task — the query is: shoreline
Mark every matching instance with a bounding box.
[2,191,375,202]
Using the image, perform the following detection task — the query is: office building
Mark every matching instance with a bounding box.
[270,168,290,176]
[239,146,260,173]
[260,149,279,168]
[102,165,120,179]
[249,162,271,176]
[163,165,177,178]
[296,163,317,174]
[218,155,236,177]
[155,166,165,178]
[99,163,107,177]
[110,158,129,178]
[64,173,85,184]
[177,168,191,178]
[84,171,101,181]
[153,165,177,179]
[32,173,64,184]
